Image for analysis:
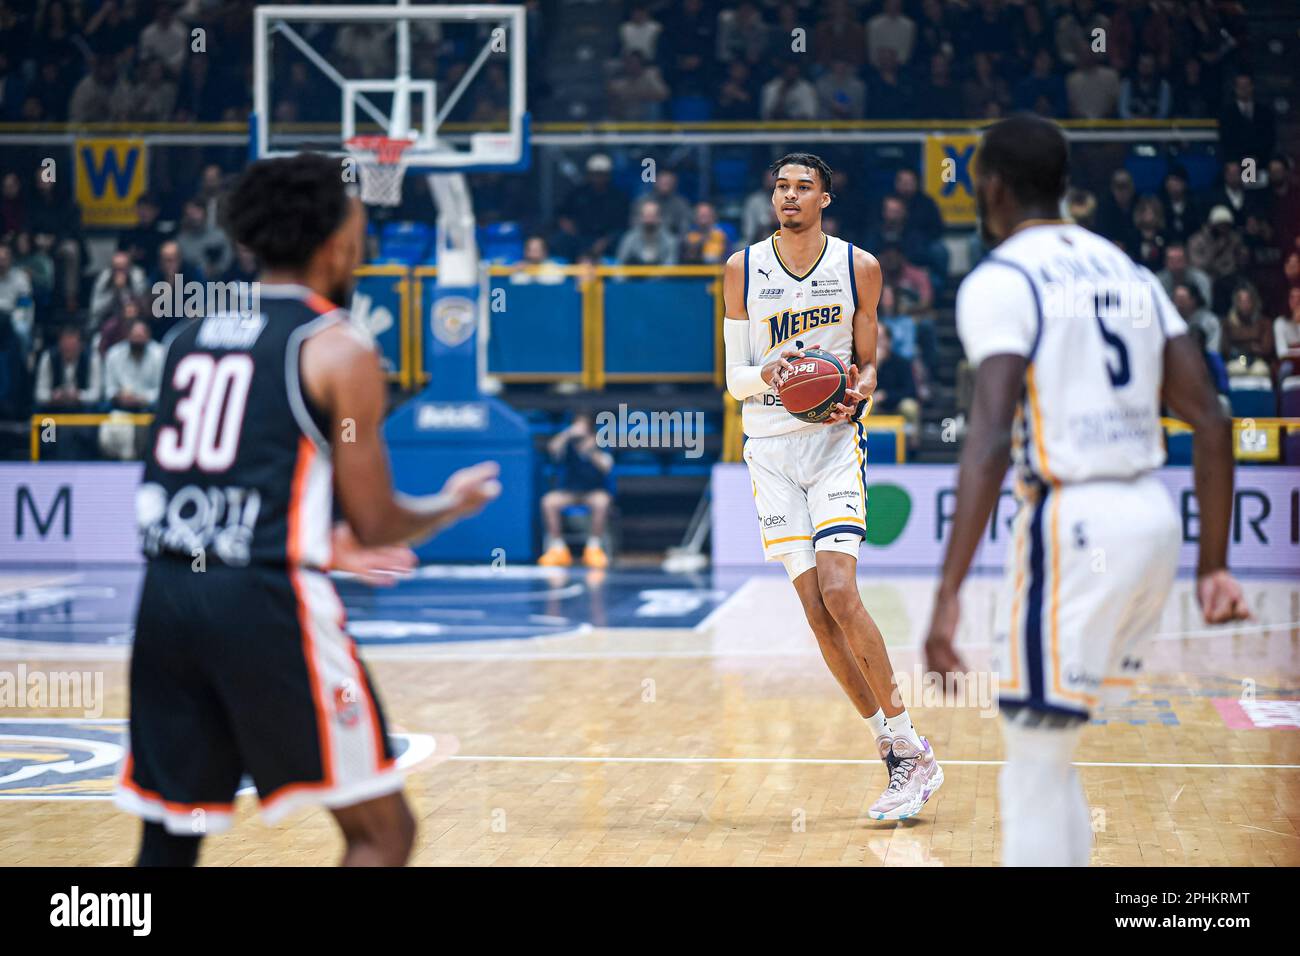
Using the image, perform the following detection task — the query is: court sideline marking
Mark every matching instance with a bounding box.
[3,626,1298,662]
[444,754,1300,771]
[693,576,764,632]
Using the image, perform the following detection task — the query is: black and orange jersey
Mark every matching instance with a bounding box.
[138,283,342,569]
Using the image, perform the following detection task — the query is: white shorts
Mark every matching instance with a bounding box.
[742,422,868,563]
[993,474,1180,720]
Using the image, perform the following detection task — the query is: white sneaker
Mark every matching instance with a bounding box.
[867,736,944,821]
[876,733,896,777]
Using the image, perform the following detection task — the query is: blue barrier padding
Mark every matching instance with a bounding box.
[603,277,715,375]
[352,272,405,379]
[864,430,899,463]
[488,276,584,375]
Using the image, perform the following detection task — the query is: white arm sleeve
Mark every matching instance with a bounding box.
[724,318,768,400]
[956,262,1038,366]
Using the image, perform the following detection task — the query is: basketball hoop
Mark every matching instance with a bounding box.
[345,135,415,207]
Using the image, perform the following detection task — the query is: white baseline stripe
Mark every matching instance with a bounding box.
[693,577,763,632]
[363,646,812,662]
[2,620,1295,663]
[446,754,1300,771]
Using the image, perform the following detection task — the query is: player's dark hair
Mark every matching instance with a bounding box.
[221,153,350,270]
[977,114,1069,209]
[769,152,834,198]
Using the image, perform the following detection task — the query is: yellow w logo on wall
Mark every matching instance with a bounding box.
[74,139,147,227]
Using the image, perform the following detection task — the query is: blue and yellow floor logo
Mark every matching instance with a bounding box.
[0,567,734,646]
[0,720,124,797]
[0,719,435,799]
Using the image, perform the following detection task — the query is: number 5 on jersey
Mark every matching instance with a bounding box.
[1093,290,1131,388]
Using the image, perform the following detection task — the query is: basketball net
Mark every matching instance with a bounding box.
[345,135,415,207]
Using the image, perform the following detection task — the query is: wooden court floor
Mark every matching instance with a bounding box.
[1,571,1297,866]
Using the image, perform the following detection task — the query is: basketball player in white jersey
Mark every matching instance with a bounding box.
[925,115,1251,865]
[723,153,942,821]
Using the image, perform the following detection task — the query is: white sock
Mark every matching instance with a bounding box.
[885,709,922,749]
[546,536,566,550]
[586,536,602,549]
[865,707,891,760]
[998,716,1090,866]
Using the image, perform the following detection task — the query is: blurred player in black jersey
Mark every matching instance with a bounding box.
[116,153,502,866]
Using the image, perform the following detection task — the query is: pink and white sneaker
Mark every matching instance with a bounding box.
[867,736,944,821]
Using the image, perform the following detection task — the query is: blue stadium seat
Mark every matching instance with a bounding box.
[1125,154,1168,195]
[1278,377,1300,418]
[378,221,433,264]
[1285,429,1300,466]
[612,450,663,477]
[670,96,712,122]
[864,430,902,464]
[711,157,751,196]
[1228,378,1276,418]
[478,221,525,264]
[523,408,559,437]
[1165,431,1193,465]
[1179,152,1219,191]
[612,163,643,197]
[675,168,701,203]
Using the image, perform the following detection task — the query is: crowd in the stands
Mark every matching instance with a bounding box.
[0,0,1295,456]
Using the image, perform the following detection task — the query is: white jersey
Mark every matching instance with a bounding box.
[742,231,860,438]
[957,223,1187,486]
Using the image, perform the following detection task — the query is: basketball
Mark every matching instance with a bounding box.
[776,348,848,423]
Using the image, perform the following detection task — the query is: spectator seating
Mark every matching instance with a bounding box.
[710,157,750,198]
[478,222,525,264]
[1279,377,1300,419]
[670,96,712,122]
[1286,430,1300,465]
[1164,430,1194,465]
[1227,376,1276,418]
[1284,378,1300,464]
[1122,149,1218,196]
[558,501,620,557]
[378,221,434,265]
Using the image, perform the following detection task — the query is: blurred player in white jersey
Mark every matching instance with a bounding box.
[724,153,941,821]
[925,115,1250,865]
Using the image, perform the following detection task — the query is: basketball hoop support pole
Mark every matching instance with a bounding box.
[392,0,411,139]
[422,170,481,400]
